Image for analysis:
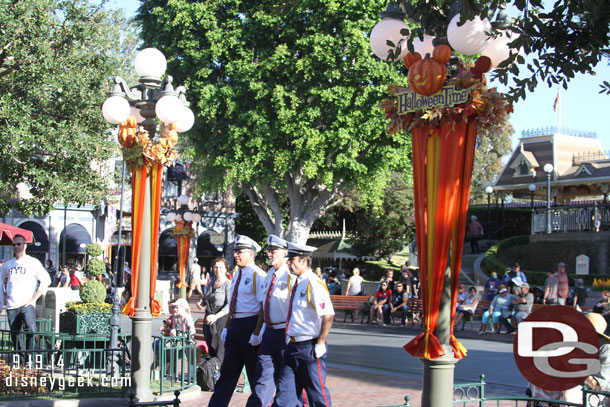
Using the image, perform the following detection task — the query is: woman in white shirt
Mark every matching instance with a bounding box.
[346,268,364,296]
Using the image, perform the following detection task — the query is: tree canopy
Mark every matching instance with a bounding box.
[386,0,610,100]
[0,0,138,215]
[137,0,412,243]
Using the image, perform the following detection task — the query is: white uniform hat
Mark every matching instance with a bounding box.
[286,241,317,257]
[234,234,261,253]
[267,234,288,250]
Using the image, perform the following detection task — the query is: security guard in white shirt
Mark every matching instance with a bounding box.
[245,234,299,407]
[208,235,266,407]
[276,242,334,407]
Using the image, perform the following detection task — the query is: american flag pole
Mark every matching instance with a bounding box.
[553,89,561,135]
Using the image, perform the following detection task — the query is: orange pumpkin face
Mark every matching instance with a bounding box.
[407,57,447,96]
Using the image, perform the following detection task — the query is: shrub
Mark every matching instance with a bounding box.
[482,235,529,275]
[0,360,48,395]
[79,280,106,303]
[86,242,103,258]
[66,301,111,314]
[86,258,106,278]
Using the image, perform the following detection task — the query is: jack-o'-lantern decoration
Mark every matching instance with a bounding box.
[118,116,138,148]
[406,44,453,96]
[160,122,179,148]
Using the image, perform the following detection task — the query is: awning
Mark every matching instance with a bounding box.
[0,222,34,245]
[159,229,177,256]
[197,232,223,257]
[59,224,91,254]
[18,221,49,252]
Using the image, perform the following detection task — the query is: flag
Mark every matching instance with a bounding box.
[553,91,560,112]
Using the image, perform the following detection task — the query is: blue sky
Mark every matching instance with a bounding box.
[112,0,610,151]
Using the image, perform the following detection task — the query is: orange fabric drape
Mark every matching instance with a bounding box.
[175,234,190,289]
[148,162,163,316]
[122,163,164,317]
[122,165,147,316]
[448,119,478,359]
[403,119,474,360]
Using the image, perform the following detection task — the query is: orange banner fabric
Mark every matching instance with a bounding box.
[403,119,475,360]
[148,162,163,316]
[122,163,164,317]
[122,165,147,316]
[175,235,190,289]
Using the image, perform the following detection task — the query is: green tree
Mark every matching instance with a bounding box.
[348,172,415,259]
[381,0,610,100]
[470,123,514,204]
[137,0,411,243]
[0,0,138,215]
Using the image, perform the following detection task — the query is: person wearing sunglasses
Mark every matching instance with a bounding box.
[0,234,51,354]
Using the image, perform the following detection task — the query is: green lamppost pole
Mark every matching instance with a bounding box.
[102,48,194,400]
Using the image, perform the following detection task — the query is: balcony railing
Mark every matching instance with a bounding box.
[531,202,610,234]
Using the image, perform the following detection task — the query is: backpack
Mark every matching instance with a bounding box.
[197,356,221,391]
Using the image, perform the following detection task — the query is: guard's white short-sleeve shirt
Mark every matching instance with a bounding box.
[0,255,51,309]
[228,262,266,315]
[287,269,334,338]
[258,264,294,325]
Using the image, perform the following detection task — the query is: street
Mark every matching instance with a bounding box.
[326,327,527,397]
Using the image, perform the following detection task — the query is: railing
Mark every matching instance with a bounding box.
[531,202,610,234]
[151,331,197,395]
[0,331,130,399]
[453,374,610,406]
[0,317,53,333]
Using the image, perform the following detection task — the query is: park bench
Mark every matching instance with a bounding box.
[459,299,490,331]
[329,295,371,323]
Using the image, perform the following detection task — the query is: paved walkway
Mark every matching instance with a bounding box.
[182,365,422,407]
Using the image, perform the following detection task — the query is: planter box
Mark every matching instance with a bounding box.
[59,311,112,335]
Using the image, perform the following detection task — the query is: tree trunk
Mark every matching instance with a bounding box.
[244,171,344,244]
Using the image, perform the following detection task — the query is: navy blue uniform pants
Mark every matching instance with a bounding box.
[208,316,259,407]
[245,327,299,407]
[276,339,331,407]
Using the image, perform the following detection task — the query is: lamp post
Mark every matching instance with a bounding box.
[167,194,201,299]
[485,186,493,233]
[102,48,194,400]
[528,184,536,210]
[371,4,514,407]
[544,163,554,234]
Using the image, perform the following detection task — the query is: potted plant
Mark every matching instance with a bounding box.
[59,280,111,334]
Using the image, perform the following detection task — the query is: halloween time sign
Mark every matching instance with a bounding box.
[397,84,470,114]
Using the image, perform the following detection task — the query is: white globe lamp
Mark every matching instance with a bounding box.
[543,163,554,174]
[102,96,131,124]
[183,212,193,222]
[130,106,145,124]
[177,194,189,206]
[447,14,491,56]
[191,213,201,223]
[155,95,182,124]
[134,48,167,79]
[485,186,494,194]
[175,214,183,222]
[413,34,435,57]
[167,212,176,222]
[175,105,195,133]
[370,18,410,61]
[481,31,514,68]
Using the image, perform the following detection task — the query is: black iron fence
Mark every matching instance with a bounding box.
[531,202,610,234]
